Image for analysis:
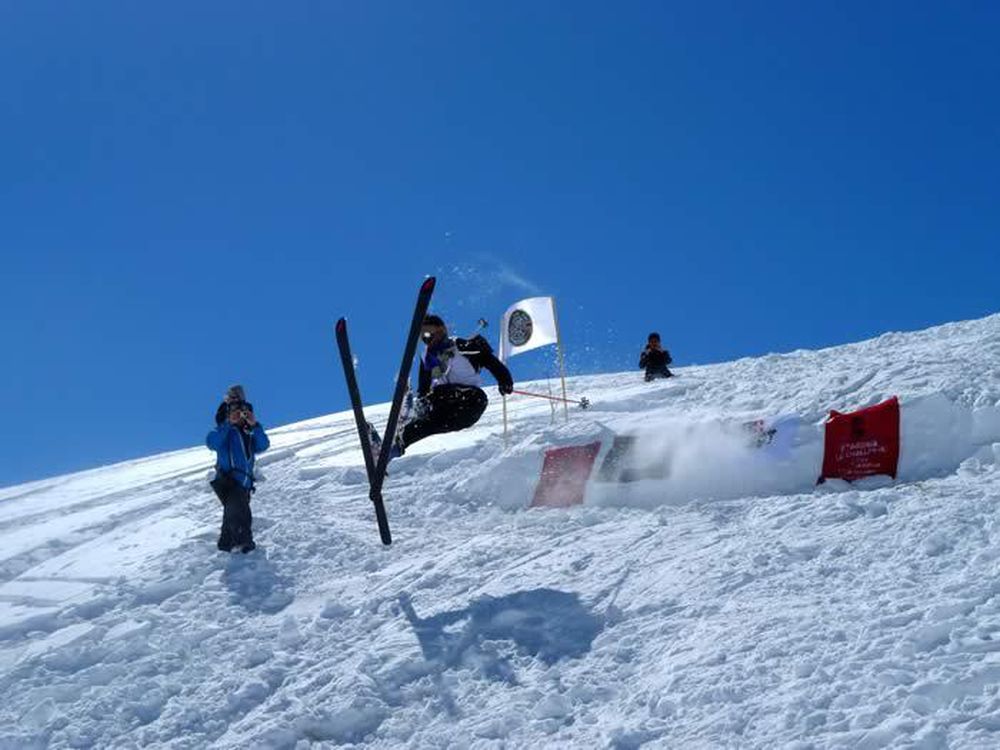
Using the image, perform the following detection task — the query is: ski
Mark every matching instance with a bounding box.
[372,277,436,495]
[335,276,436,545]
[334,319,379,485]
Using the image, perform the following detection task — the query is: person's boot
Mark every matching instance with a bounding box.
[366,422,383,464]
[388,431,405,459]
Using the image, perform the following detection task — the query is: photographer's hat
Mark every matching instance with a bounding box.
[226,384,246,402]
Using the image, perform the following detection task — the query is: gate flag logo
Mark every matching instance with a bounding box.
[507,309,534,347]
[499,297,559,362]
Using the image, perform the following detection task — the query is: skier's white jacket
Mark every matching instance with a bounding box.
[418,335,514,397]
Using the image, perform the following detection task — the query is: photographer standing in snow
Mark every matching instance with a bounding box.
[640,332,673,381]
[207,385,269,553]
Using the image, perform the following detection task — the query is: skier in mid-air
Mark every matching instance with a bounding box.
[373,314,514,460]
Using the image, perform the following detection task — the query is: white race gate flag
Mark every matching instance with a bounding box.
[499,296,559,363]
[498,296,570,433]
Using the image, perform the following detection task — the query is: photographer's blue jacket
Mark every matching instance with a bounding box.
[206,423,270,489]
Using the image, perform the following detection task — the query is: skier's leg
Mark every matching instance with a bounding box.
[440,386,488,430]
[400,387,452,447]
[401,386,487,449]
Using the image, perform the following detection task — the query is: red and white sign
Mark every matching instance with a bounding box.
[820,396,900,482]
[531,442,602,508]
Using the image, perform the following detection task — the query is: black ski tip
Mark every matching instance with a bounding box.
[421,277,436,293]
[335,317,347,334]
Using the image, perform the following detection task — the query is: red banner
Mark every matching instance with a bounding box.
[820,396,900,482]
[531,442,602,508]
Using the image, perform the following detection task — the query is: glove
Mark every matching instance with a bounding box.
[499,381,514,396]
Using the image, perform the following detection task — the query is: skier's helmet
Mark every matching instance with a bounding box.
[421,315,447,343]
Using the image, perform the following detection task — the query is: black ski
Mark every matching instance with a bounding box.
[372,276,436,494]
[335,276,436,545]
[334,319,379,485]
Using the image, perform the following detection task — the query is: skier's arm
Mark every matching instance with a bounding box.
[479,351,514,394]
[214,402,227,426]
[639,350,649,369]
[465,336,513,394]
[663,350,672,366]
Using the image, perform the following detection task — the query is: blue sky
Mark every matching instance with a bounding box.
[2,1,998,487]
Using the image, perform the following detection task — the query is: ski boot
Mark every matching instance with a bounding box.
[366,421,404,465]
[366,421,383,465]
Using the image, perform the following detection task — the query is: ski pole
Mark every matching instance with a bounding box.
[510,389,590,409]
[466,318,488,338]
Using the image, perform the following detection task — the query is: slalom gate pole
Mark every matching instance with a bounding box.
[510,389,589,409]
[551,297,569,420]
[502,394,509,443]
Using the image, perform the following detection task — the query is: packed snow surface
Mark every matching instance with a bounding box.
[3,314,1000,748]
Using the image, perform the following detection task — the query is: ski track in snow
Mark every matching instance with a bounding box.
[2,315,1000,747]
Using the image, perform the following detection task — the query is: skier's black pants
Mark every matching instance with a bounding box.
[217,483,254,551]
[401,385,488,449]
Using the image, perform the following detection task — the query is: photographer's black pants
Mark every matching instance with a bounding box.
[218,484,254,552]
[401,385,488,450]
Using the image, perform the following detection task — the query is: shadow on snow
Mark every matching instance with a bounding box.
[399,588,603,684]
[221,549,294,614]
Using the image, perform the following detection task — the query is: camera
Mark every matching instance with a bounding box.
[228,401,251,419]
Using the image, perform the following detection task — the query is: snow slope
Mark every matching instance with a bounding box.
[2,314,1000,748]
